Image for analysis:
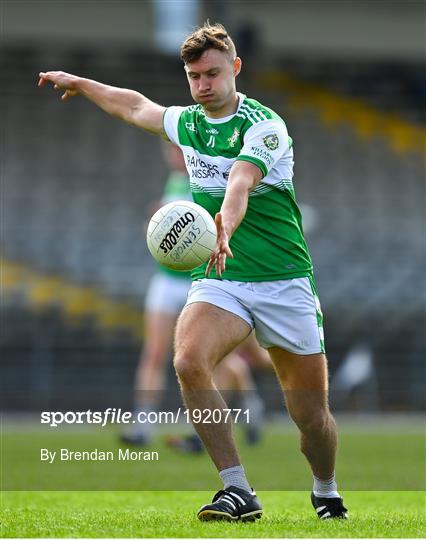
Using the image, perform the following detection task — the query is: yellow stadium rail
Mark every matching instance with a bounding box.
[1,258,144,340]
[259,71,425,155]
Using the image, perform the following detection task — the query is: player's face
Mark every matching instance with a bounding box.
[185,49,241,116]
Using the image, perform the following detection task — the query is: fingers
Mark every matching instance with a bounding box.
[38,71,77,101]
[38,72,51,87]
[205,253,225,278]
[205,254,215,277]
[205,248,225,278]
[61,90,73,100]
[38,73,56,90]
[205,247,230,278]
[205,212,234,277]
[216,251,227,277]
[38,74,51,87]
[218,234,233,259]
[39,71,57,81]
[37,71,76,97]
[224,244,234,259]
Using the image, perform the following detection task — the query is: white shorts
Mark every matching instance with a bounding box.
[185,277,325,355]
[145,272,191,314]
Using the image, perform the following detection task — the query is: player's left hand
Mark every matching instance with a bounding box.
[205,213,233,278]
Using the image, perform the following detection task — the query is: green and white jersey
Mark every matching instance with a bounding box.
[163,92,313,281]
[158,171,192,279]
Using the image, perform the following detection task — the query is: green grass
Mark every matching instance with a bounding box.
[2,423,425,490]
[1,420,425,537]
[1,490,425,537]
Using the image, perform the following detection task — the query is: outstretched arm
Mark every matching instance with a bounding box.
[38,71,166,136]
[206,160,262,278]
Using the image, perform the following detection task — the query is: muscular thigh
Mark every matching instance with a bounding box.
[269,348,330,417]
[175,302,252,371]
[269,349,329,390]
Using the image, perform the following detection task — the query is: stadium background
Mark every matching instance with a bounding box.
[1,0,425,419]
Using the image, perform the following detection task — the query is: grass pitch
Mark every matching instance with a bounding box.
[2,419,424,491]
[1,490,425,538]
[1,418,425,537]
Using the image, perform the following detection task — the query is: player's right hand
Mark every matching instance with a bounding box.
[205,212,234,278]
[38,71,79,100]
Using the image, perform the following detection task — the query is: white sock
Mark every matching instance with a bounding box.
[313,473,340,498]
[219,465,251,493]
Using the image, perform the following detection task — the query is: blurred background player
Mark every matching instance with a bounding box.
[121,142,270,450]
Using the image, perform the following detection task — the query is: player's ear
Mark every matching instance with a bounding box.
[233,57,242,77]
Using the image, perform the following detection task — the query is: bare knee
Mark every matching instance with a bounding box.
[291,407,334,436]
[173,352,211,387]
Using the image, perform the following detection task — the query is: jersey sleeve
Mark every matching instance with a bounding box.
[163,106,185,145]
[236,119,289,177]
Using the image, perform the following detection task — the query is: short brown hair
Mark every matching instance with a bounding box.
[180,22,237,64]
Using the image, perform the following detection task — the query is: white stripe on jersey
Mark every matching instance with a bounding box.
[240,103,268,123]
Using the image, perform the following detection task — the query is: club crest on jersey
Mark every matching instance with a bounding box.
[228,128,240,148]
[263,133,279,150]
